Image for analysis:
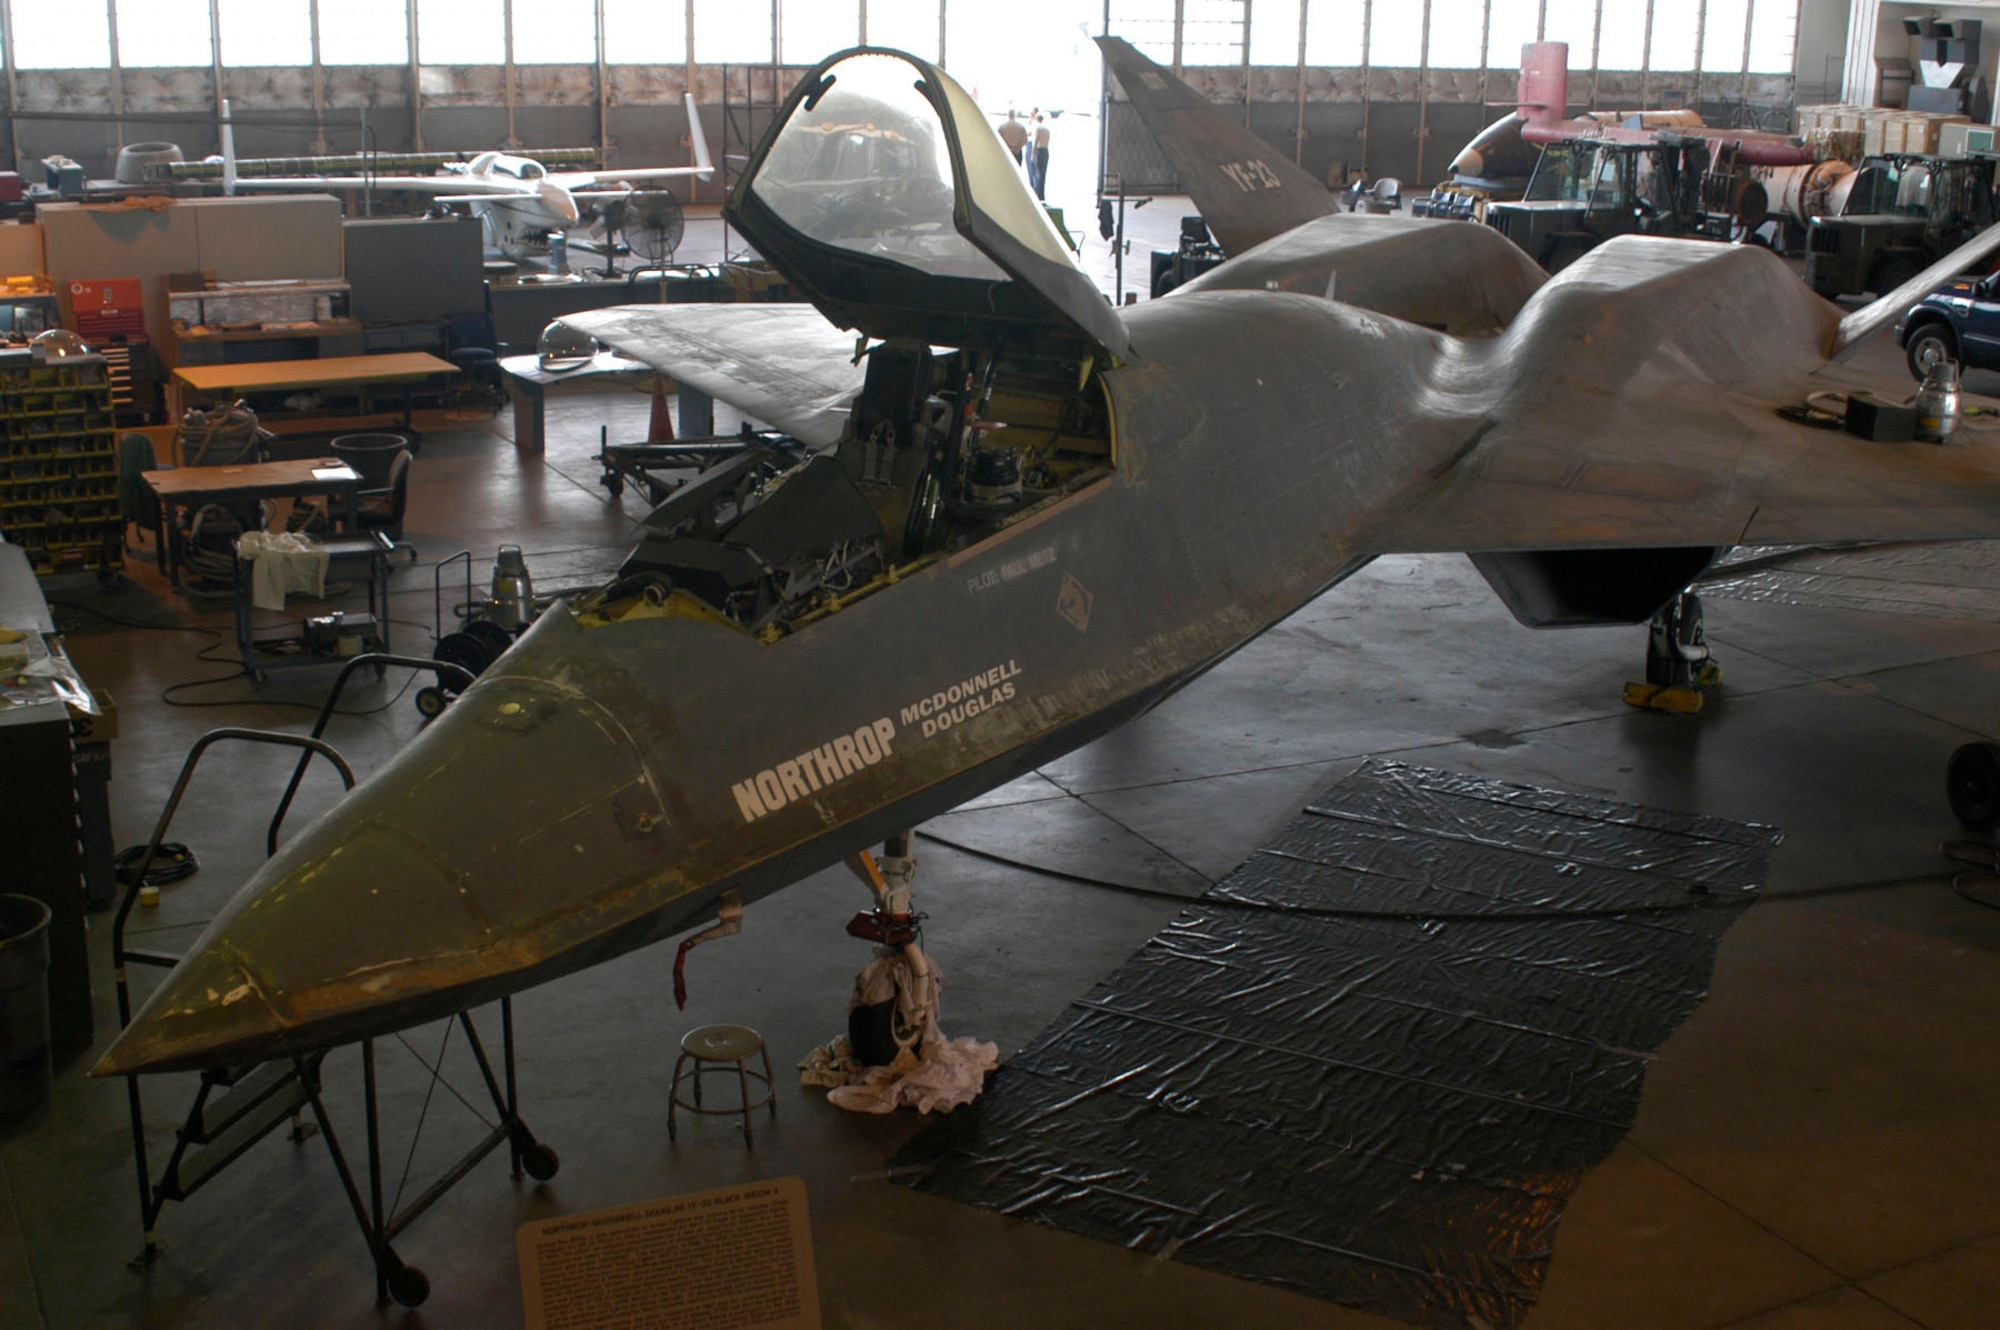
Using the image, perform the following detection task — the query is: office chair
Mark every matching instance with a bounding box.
[352,447,418,562]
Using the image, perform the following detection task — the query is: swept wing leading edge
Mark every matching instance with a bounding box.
[562,304,863,449]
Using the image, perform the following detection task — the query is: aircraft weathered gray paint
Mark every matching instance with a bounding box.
[96,46,2000,1077]
[1095,36,1337,256]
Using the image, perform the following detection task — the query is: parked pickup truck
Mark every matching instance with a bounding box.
[1896,272,2000,379]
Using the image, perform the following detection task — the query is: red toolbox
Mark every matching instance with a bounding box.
[69,278,145,340]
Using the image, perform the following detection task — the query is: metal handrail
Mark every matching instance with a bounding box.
[265,654,476,857]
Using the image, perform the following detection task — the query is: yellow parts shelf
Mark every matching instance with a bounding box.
[0,351,120,577]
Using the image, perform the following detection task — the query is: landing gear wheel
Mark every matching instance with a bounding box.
[1646,592,1708,687]
[601,469,624,498]
[522,1142,560,1181]
[415,686,446,718]
[1947,741,2000,831]
[386,1264,430,1308]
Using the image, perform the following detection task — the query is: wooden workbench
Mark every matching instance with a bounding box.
[168,351,455,424]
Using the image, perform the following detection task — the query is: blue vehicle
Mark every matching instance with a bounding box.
[1897,271,2000,379]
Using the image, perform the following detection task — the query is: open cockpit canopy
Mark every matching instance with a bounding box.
[728,48,1129,360]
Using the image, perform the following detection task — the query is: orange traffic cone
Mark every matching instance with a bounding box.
[648,373,675,442]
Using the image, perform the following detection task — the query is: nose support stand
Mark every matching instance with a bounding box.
[845,832,936,1059]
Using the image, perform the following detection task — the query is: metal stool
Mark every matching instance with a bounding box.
[668,1024,775,1145]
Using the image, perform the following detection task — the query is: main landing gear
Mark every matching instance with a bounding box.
[1625,591,1722,714]
[1947,741,2000,831]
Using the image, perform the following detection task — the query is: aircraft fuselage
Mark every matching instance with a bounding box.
[99,290,1471,1076]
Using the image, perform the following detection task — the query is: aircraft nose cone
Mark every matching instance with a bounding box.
[94,620,686,1077]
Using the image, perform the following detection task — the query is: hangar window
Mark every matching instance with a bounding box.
[868,0,941,63]
[694,1,774,63]
[1596,5,1648,71]
[1427,0,1489,69]
[1747,1,1797,73]
[1649,5,1699,73]
[603,0,688,65]
[783,1,859,63]
[218,0,312,67]
[10,4,109,68]
[418,0,505,65]
[319,0,410,65]
[1247,0,1301,67]
[1368,14,1422,68]
[116,0,212,68]
[1107,0,1177,64]
[512,0,598,65]
[1179,0,1245,66]
[1542,0,1600,63]
[1703,0,1751,74]
[1303,3,1362,66]
[1484,0,1540,71]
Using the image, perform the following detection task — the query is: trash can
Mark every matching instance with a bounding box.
[330,433,408,488]
[0,893,53,1120]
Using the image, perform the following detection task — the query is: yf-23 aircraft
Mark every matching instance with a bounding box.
[215,96,713,259]
[99,45,2000,1078]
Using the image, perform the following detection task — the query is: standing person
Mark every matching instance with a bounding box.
[997,110,1028,166]
[1030,113,1051,201]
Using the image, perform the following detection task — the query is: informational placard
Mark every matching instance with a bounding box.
[518,1177,819,1330]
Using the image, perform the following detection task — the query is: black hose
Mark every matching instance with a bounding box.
[114,842,198,887]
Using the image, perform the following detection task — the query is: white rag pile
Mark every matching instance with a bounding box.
[237,530,329,610]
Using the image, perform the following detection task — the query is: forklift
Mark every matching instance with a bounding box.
[1483,136,1722,271]
[1805,152,1998,298]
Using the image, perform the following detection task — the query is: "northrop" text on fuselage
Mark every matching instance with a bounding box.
[731,718,898,823]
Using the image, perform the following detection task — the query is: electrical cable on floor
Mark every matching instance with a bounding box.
[915,829,1958,923]
[54,597,429,714]
[1940,838,2000,911]
[113,842,198,887]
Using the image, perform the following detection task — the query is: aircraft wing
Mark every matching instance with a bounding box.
[226,174,508,195]
[560,304,864,448]
[1357,233,2000,555]
[560,168,707,187]
[1096,36,1336,255]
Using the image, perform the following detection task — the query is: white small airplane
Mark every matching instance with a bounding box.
[216,98,714,259]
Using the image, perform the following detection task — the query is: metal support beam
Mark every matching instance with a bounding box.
[309,0,328,155]
[1293,0,1307,167]
[407,0,423,152]
[503,0,518,149]
[1358,0,1372,177]
[0,0,20,176]
[595,0,609,167]
[1416,0,1432,186]
[1242,0,1253,129]
[107,0,125,153]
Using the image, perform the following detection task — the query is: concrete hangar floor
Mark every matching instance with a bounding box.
[6,204,2000,1329]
